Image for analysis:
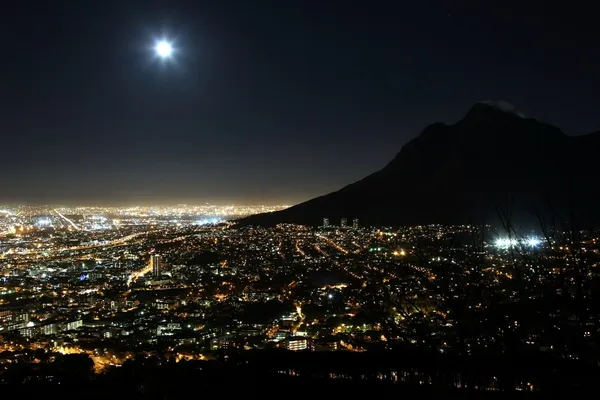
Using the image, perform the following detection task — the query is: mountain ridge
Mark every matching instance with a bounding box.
[239,103,600,228]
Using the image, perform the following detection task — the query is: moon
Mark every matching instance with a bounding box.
[155,40,173,58]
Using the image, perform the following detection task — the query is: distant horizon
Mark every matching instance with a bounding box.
[0,201,295,208]
[3,100,598,209]
[2,100,597,208]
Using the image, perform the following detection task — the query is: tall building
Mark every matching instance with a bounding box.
[352,218,359,229]
[151,254,161,277]
[340,217,347,228]
[323,217,329,228]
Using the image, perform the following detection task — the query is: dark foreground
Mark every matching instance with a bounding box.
[2,349,599,398]
[3,380,553,400]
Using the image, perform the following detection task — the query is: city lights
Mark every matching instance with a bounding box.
[0,210,596,392]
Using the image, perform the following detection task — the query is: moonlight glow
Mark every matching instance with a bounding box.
[155,40,173,58]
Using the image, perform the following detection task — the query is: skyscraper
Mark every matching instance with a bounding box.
[352,218,359,229]
[151,254,161,278]
[341,217,347,228]
[323,217,329,228]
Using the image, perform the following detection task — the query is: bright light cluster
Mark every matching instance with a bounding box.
[495,237,541,248]
[495,238,518,248]
[525,238,541,247]
[194,217,222,226]
[35,217,52,227]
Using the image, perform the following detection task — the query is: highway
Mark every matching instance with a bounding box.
[292,302,305,334]
[313,244,329,258]
[126,261,153,286]
[0,230,157,262]
[54,209,84,231]
[295,241,306,257]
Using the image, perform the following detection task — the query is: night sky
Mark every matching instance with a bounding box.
[1,1,598,205]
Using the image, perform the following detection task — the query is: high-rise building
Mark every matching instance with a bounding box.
[352,218,359,229]
[340,217,347,228]
[323,217,329,228]
[151,254,161,277]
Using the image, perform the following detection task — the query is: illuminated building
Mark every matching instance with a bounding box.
[323,218,329,228]
[66,320,83,331]
[341,217,347,228]
[210,335,238,350]
[352,218,359,229]
[285,337,308,351]
[151,254,161,277]
[42,324,58,335]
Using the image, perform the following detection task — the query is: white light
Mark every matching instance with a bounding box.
[155,41,173,58]
[495,237,541,248]
[495,238,518,248]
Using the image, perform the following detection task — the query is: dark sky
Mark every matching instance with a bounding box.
[1,1,598,205]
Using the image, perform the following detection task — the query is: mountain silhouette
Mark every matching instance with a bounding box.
[240,102,600,228]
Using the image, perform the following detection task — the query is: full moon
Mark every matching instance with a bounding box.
[155,41,173,58]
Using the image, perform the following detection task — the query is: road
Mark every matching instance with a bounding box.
[295,241,306,257]
[0,230,156,262]
[54,209,84,231]
[126,262,153,286]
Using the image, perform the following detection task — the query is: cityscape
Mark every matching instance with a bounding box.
[1,205,599,393]
[3,1,600,397]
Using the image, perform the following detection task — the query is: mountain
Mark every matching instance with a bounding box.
[240,102,600,228]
